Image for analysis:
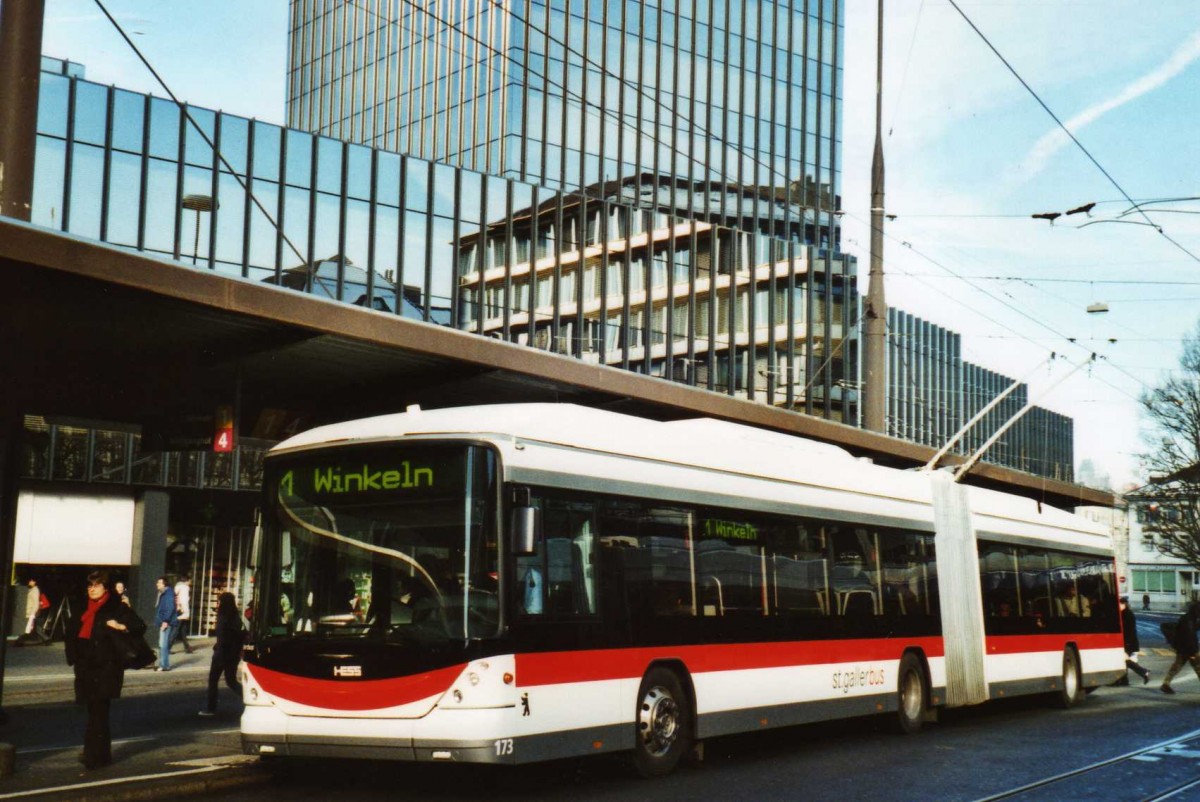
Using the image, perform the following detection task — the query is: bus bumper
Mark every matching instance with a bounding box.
[240,705,514,764]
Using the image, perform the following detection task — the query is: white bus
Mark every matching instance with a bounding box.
[240,404,1125,776]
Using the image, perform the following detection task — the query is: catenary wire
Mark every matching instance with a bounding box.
[92,0,309,273]
[944,0,1200,265]
[845,209,1148,405]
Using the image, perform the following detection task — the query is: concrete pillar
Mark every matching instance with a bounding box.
[131,490,169,626]
[0,413,22,723]
[0,0,46,221]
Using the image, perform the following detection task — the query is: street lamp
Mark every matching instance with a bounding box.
[181,193,217,265]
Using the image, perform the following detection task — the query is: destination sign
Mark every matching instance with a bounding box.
[702,518,759,542]
[274,448,464,502]
[280,461,436,498]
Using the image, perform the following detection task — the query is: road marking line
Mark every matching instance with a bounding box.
[1157,747,1200,759]
[0,765,227,800]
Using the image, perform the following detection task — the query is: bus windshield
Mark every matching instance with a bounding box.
[257,443,499,643]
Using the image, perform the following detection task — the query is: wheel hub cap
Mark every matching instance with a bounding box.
[638,686,679,756]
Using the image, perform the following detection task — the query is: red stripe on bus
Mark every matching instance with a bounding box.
[515,638,946,687]
[984,632,1123,655]
[247,663,465,710]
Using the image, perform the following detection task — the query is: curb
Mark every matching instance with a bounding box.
[3,762,270,802]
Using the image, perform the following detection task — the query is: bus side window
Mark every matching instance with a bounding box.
[533,497,597,616]
[770,523,829,617]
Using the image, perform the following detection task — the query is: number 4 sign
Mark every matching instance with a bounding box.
[213,404,235,453]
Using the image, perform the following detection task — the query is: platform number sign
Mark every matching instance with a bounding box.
[213,405,235,453]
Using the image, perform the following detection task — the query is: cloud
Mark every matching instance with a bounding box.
[1017,29,1200,181]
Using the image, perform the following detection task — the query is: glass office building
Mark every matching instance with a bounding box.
[886,308,1074,481]
[286,0,855,417]
[31,47,854,420]
[287,0,842,237]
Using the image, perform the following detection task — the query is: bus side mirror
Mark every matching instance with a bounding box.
[511,506,541,556]
[250,508,262,570]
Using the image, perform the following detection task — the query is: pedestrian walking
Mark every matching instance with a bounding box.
[199,592,244,716]
[64,570,148,770]
[1118,596,1150,685]
[21,577,51,645]
[1161,602,1200,694]
[153,576,178,671]
[172,575,195,654]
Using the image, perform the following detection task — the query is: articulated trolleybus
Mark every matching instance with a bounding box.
[241,404,1124,775]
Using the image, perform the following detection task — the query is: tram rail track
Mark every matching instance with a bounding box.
[976,727,1200,802]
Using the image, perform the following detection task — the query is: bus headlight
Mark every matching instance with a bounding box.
[241,663,270,706]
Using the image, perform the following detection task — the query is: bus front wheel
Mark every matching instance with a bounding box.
[895,653,927,734]
[631,667,693,778]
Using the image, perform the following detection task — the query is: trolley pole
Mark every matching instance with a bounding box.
[863,0,888,433]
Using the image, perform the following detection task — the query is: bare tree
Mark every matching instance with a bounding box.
[1139,321,1200,566]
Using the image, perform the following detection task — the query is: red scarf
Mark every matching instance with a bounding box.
[79,593,110,639]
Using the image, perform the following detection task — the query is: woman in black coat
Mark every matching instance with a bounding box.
[64,570,147,769]
[200,591,244,716]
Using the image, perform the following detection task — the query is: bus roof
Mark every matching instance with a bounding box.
[270,403,1110,547]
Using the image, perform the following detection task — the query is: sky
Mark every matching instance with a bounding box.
[840,0,1200,490]
[38,0,1200,490]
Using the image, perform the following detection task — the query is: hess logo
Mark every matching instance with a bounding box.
[333,665,363,678]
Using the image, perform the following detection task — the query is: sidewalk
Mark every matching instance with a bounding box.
[5,639,211,701]
[0,637,268,802]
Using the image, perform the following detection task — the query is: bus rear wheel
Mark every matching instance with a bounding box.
[1056,647,1082,709]
[895,653,927,734]
[631,667,692,778]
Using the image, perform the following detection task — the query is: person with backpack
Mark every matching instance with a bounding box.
[1161,602,1200,694]
[21,578,51,645]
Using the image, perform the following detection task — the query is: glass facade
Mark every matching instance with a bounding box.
[32,61,857,421]
[287,0,843,245]
[284,0,854,415]
[886,308,1074,481]
[20,415,271,492]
